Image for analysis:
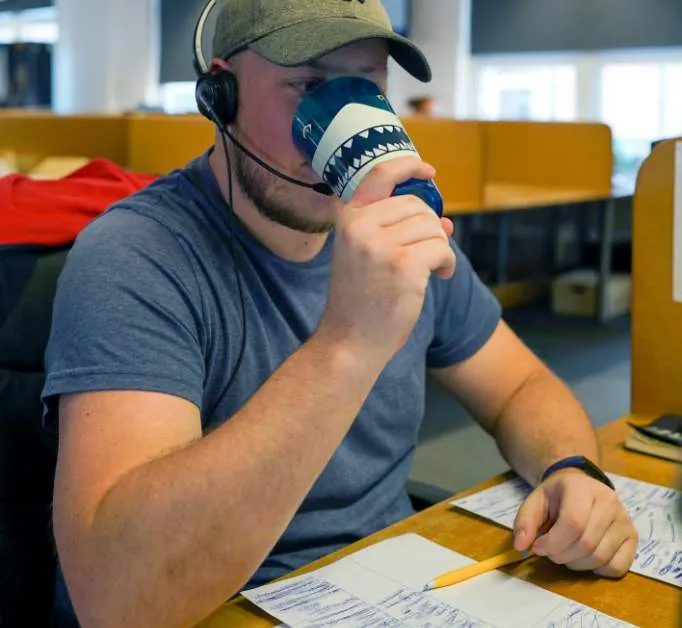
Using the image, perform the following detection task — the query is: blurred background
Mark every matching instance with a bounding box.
[1,0,680,490]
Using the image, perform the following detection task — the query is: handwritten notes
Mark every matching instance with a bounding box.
[242,534,633,627]
[451,473,682,587]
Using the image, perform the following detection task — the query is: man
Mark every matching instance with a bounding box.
[44,1,638,627]
[407,95,437,117]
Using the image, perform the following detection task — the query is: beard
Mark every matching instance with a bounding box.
[233,146,335,235]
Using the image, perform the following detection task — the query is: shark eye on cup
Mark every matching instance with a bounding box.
[292,76,443,216]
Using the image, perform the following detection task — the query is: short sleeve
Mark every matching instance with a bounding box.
[42,209,206,429]
[426,240,502,369]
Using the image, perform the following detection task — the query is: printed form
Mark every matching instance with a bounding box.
[242,533,633,627]
[452,473,682,587]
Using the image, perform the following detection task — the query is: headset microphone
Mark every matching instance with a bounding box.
[222,126,333,196]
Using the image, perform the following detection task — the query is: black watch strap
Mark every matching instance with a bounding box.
[540,456,615,490]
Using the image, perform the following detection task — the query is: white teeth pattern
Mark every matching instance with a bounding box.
[325,125,415,195]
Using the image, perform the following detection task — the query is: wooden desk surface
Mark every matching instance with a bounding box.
[444,182,634,216]
[200,417,680,627]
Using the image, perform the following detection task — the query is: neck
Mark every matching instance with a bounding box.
[208,143,329,263]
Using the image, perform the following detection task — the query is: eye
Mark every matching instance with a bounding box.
[290,79,324,95]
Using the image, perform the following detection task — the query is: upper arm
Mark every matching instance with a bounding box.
[429,320,547,432]
[42,210,209,541]
[54,390,201,540]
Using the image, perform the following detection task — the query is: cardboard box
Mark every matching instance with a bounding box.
[551,269,631,319]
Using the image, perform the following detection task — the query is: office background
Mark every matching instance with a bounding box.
[2,0,681,178]
[1,0,679,493]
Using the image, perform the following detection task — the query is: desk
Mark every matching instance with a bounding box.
[200,416,679,627]
[446,182,635,323]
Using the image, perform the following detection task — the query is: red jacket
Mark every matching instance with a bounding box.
[0,159,157,247]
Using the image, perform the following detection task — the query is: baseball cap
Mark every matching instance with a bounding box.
[211,0,431,82]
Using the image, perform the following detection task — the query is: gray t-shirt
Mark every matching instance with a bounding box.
[43,149,501,623]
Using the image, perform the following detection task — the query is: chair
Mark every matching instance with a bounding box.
[0,246,67,626]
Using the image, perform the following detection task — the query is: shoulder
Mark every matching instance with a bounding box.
[71,206,188,272]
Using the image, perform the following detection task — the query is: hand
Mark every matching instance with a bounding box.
[317,157,456,363]
[513,469,638,578]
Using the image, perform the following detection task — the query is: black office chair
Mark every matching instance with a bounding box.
[406,478,453,512]
[0,245,67,627]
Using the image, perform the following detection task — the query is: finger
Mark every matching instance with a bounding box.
[342,195,436,231]
[441,217,455,239]
[533,491,593,558]
[549,500,618,566]
[593,527,638,578]
[564,518,633,573]
[403,239,456,279]
[513,488,549,552]
[385,214,449,247]
[349,157,436,208]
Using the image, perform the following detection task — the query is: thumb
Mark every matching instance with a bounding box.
[513,487,549,552]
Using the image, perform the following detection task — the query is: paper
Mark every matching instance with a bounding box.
[451,473,682,587]
[675,142,682,302]
[243,534,633,627]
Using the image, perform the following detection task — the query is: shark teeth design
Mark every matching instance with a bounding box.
[322,124,416,196]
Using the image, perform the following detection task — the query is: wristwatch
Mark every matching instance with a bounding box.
[540,455,615,490]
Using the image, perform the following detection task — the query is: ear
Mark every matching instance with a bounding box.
[210,58,231,73]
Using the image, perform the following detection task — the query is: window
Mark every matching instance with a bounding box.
[663,64,682,139]
[471,50,682,178]
[601,59,682,175]
[0,13,17,44]
[0,8,58,44]
[476,65,577,122]
[160,82,198,115]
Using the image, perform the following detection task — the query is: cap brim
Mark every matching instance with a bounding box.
[248,17,431,83]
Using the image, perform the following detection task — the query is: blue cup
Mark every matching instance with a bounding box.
[292,76,443,217]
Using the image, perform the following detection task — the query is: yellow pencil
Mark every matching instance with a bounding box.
[422,548,531,591]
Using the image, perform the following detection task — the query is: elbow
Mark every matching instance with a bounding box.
[53,522,138,628]
[54,541,117,628]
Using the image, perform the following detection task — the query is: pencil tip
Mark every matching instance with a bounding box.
[422,583,434,592]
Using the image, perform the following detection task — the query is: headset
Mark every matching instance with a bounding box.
[190,1,334,422]
[192,0,332,196]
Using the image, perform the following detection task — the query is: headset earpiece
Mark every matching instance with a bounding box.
[195,70,239,130]
[193,0,238,129]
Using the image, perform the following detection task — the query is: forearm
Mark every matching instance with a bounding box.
[492,369,600,487]
[64,334,384,628]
